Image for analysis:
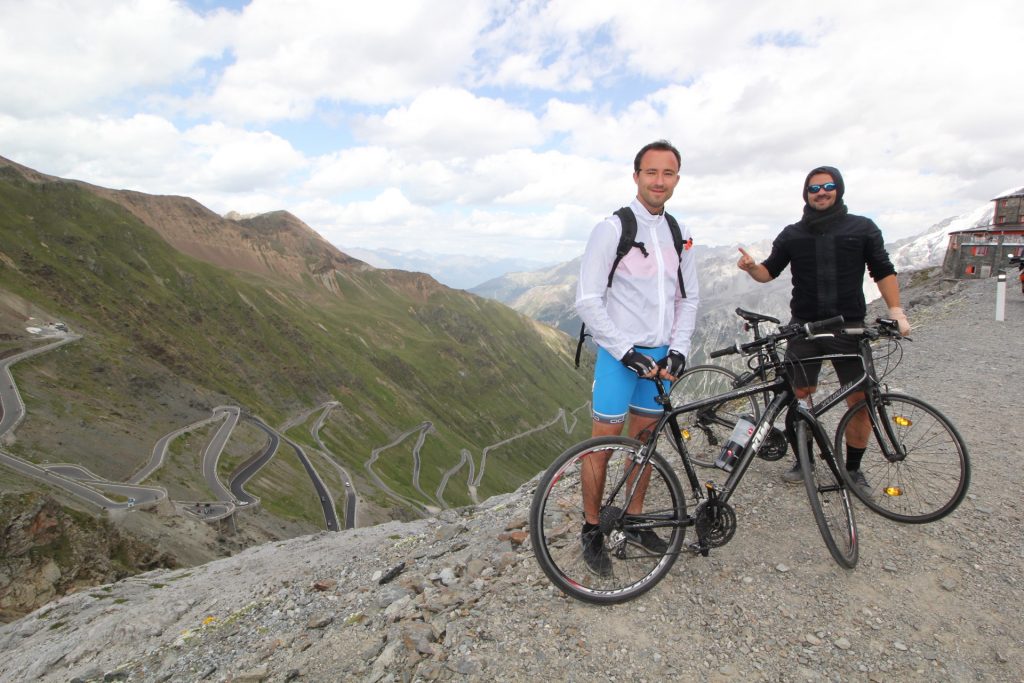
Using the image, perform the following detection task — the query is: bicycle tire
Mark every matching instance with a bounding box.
[795,417,858,568]
[834,393,970,524]
[529,436,687,604]
[669,365,760,468]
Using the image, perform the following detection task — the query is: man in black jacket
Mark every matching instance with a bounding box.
[736,165,911,487]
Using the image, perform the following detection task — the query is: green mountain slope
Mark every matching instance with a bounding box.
[0,161,591,540]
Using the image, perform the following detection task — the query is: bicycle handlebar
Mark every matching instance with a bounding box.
[840,317,909,341]
[709,315,846,358]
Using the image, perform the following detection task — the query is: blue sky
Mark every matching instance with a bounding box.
[1,1,1022,266]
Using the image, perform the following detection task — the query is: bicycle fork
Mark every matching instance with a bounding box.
[871,395,909,462]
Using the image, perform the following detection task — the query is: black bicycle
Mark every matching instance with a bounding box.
[529,317,970,604]
[694,314,970,524]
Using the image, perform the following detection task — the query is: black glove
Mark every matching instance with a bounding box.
[621,348,657,377]
[658,350,686,378]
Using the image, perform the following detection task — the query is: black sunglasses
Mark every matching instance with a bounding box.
[807,182,837,194]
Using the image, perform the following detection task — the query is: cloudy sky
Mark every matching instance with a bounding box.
[2,0,1021,267]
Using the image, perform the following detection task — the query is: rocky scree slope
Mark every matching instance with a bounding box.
[1,273,1022,682]
[0,493,176,623]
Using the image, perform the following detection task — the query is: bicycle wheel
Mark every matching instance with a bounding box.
[529,436,687,604]
[835,393,970,523]
[795,417,858,568]
[669,365,760,468]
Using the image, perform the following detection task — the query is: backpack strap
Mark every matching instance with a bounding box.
[663,213,687,298]
[607,207,644,287]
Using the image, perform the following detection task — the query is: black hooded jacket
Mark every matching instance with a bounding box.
[761,166,897,322]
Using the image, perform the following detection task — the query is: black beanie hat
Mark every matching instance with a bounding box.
[803,165,845,205]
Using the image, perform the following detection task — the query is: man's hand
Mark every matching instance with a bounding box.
[657,350,686,381]
[736,247,772,282]
[737,247,756,272]
[888,306,911,336]
[621,348,658,377]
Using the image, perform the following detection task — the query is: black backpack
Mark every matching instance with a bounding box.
[574,207,688,367]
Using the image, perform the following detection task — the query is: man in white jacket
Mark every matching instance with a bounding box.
[574,140,700,575]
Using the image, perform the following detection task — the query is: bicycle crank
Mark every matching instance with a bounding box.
[757,426,789,461]
[694,500,737,548]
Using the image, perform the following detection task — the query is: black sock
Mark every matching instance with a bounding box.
[583,522,600,534]
[846,446,866,472]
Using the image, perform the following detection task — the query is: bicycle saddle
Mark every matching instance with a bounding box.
[734,308,781,325]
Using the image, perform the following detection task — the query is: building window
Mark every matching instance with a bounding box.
[972,246,989,256]
[965,265,976,274]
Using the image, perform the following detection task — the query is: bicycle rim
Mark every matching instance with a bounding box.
[529,437,686,604]
[796,419,858,568]
[836,394,970,523]
[669,365,759,468]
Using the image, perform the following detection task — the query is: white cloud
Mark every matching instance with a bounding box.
[0,113,182,186]
[0,113,304,212]
[352,87,544,158]
[1,0,1022,266]
[181,123,306,193]
[0,0,232,117]
[204,0,495,122]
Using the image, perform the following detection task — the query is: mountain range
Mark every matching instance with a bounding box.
[340,246,559,291]
[0,156,592,620]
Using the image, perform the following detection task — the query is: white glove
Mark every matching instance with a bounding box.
[888,306,911,336]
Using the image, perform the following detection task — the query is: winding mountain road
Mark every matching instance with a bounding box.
[1,332,164,510]
[1,326,591,531]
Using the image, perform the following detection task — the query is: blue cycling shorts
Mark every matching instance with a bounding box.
[592,345,670,424]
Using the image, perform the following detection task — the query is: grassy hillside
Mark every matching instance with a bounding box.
[0,165,592,538]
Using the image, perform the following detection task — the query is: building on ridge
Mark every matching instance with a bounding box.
[943,187,1024,278]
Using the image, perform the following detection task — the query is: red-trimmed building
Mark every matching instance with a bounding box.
[942,187,1024,278]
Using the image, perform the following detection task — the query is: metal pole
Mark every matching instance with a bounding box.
[995,273,1006,321]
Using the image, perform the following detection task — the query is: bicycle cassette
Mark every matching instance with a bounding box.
[597,505,625,534]
[694,500,737,548]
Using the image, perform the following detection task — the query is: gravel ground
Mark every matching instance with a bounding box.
[0,274,1021,683]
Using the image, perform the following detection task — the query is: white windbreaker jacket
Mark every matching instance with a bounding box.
[575,198,700,361]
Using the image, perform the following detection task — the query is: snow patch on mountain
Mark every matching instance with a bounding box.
[888,201,994,271]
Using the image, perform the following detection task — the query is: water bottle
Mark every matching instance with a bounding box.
[715,414,756,472]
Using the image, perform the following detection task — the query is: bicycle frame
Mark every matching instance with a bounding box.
[610,333,880,528]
